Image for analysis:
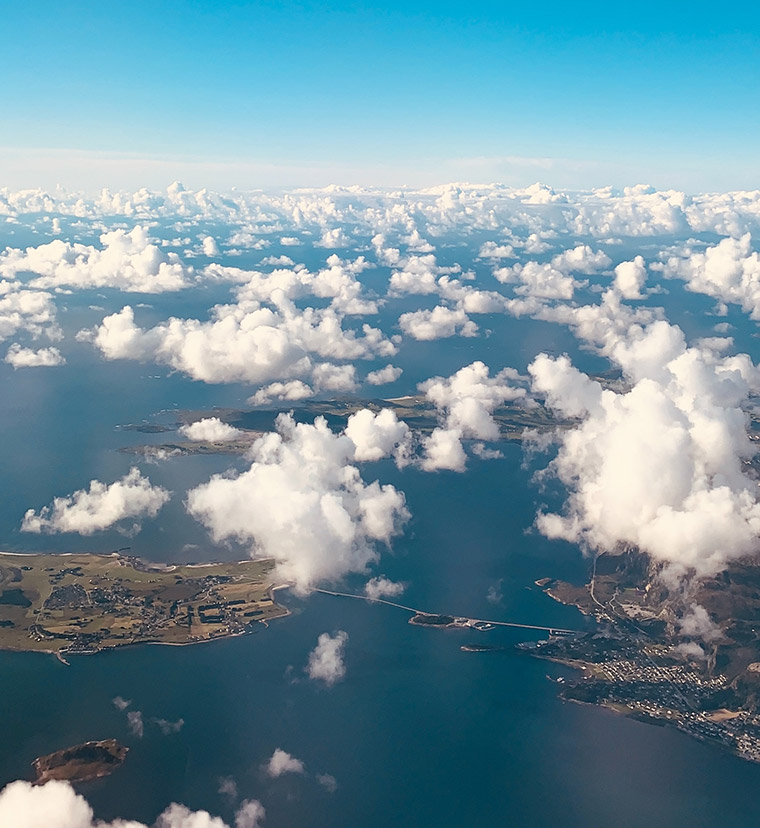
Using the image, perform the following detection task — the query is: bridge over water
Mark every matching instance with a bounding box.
[313,588,580,636]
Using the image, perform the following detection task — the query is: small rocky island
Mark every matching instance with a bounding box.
[33,739,128,784]
[460,643,504,653]
[409,613,457,627]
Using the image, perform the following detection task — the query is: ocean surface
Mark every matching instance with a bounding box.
[2,250,760,827]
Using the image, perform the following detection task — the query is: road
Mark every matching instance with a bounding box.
[313,588,580,635]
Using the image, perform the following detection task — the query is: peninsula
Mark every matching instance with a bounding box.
[0,552,287,655]
[524,549,760,764]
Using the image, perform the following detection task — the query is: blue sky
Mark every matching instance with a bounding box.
[2,0,760,191]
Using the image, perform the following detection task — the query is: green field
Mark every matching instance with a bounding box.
[0,552,288,654]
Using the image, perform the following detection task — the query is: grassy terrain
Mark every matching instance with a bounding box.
[0,552,287,653]
[122,396,569,457]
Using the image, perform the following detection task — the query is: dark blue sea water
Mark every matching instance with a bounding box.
[3,450,760,828]
[2,247,760,827]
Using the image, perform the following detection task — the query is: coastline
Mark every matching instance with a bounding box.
[0,553,292,658]
[0,607,292,659]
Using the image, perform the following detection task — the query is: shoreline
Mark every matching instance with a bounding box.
[0,549,292,666]
[0,549,278,568]
[0,607,292,659]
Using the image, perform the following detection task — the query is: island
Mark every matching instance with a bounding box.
[460,643,504,653]
[409,612,458,627]
[523,548,760,763]
[0,552,288,655]
[32,739,128,784]
[119,394,570,458]
[121,432,263,458]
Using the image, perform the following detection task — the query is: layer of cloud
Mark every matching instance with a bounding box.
[8,182,760,599]
[6,181,760,244]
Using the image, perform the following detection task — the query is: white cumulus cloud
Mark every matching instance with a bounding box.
[478,241,514,260]
[529,322,760,583]
[0,287,60,343]
[21,467,170,535]
[613,256,647,299]
[364,576,406,600]
[179,417,242,442]
[306,630,348,685]
[0,226,192,293]
[186,414,409,592]
[248,380,314,406]
[0,779,236,828]
[419,361,526,471]
[234,800,266,828]
[202,236,220,257]
[344,408,411,465]
[85,296,393,386]
[398,306,478,341]
[5,343,65,368]
[366,364,403,386]
[312,362,357,392]
[658,234,760,318]
[265,748,305,778]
